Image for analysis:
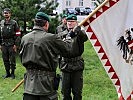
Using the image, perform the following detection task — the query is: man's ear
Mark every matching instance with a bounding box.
[45,21,48,27]
[44,21,49,31]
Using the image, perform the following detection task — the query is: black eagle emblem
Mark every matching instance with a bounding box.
[117,28,133,64]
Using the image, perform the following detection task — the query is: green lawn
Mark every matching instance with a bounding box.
[0,41,118,100]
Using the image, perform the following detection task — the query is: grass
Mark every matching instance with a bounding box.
[0,41,118,100]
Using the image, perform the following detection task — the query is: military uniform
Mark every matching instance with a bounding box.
[20,12,72,100]
[0,8,20,79]
[58,14,88,100]
[56,14,67,34]
[56,24,67,34]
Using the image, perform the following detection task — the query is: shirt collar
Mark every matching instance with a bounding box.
[33,26,46,32]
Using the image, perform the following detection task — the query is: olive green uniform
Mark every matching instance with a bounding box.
[58,29,88,100]
[56,14,67,34]
[56,24,67,34]
[20,26,72,100]
[0,19,20,77]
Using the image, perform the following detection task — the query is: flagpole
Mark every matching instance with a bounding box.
[79,0,109,26]
[12,79,24,92]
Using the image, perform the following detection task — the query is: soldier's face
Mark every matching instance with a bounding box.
[3,11,11,18]
[62,18,67,24]
[67,20,77,29]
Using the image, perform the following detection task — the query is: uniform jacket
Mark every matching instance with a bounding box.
[58,28,88,72]
[20,26,73,95]
[56,23,67,34]
[20,26,72,71]
[0,19,20,46]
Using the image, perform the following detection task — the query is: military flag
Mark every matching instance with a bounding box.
[81,0,133,99]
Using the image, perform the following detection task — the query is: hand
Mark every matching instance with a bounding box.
[68,30,76,38]
[74,26,81,33]
[13,45,17,52]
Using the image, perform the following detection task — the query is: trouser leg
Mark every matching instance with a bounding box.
[9,46,16,79]
[9,46,16,70]
[71,71,83,100]
[61,72,72,100]
[23,92,58,100]
[23,93,40,100]
[1,46,11,78]
[40,92,58,100]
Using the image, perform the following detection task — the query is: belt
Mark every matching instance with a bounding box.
[26,69,55,76]
[63,56,82,62]
[26,65,52,71]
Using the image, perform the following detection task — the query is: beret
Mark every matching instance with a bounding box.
[35,12,50,22]
[66,14,77,20]
[62,14,67,18]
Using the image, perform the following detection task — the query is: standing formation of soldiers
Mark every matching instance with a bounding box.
[0,7,87,100]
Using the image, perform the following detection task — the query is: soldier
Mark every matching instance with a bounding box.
[0,8,21,79]
[58,14,88,100]
[55,14,67,34]
[19,12,73,100]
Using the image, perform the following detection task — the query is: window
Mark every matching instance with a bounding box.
[79,0,83,6]
[66,0,71,6]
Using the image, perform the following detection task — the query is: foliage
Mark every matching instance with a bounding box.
[0,0,38,34]
[0,0,60,35]
[37,0,60,33]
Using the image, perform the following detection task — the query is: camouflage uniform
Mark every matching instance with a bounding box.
[0,8,20,79]
[20,12,72,100]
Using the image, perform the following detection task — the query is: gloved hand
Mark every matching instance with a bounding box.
[74,26,81,33]
[68,30,76,38]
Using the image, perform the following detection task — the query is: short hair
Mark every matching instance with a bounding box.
[34,18,47,27]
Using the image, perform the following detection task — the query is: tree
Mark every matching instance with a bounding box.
[0,0,60,35]
[37,0,60,33]
[0,0,38,35]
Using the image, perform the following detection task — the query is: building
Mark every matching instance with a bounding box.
[56,0,104,14]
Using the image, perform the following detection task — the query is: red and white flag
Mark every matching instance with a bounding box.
[82,0,133,99]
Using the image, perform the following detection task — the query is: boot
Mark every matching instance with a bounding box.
[11,69,15,79]
[3,70,11,79]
